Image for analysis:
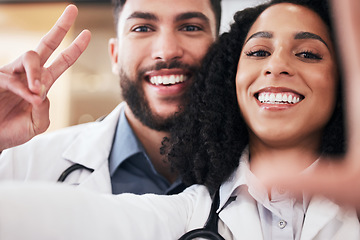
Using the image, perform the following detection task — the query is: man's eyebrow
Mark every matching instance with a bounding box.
[245,31,273,43]
[127,11,158,21]
[294,31,329,49]
[175,12,210,24]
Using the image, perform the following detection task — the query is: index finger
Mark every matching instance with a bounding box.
[35,4,78,66]
[331,0,360,156]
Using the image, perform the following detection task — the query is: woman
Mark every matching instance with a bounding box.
[0,0,358,239]
[166,0,344,194]
[164,0,354,239]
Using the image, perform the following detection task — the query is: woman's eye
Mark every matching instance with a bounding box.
[245,50,270,57]
[132,26,152,32]
[296,51,323,60]
[181,25,202,32]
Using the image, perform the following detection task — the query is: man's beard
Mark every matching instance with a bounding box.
[119,61,198,132]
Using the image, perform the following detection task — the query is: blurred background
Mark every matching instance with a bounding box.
[0,0,266,132]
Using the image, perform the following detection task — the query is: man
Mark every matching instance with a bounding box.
[0,0,221,195]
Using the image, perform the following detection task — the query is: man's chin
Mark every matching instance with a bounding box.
[140,109,183,132]
[150,107,182,119]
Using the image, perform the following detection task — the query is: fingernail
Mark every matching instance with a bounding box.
[39,84,47,100]
[34,80,41,87]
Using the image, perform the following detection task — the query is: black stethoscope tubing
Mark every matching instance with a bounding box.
[57,163,94,182]
[58,164,225,239]
[178,189,225,240]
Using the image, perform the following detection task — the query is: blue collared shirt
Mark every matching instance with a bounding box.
[108,108,185,195]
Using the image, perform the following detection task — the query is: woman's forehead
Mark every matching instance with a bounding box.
[246,3,332,46]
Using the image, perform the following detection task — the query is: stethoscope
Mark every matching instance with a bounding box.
[57,164,229,240]
[57,163,94,182]
[57,116,101,182]
[178,190,236,240]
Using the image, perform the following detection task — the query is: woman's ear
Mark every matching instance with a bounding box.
[108,38,120,74]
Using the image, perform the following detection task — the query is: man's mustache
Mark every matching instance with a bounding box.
[141,60,198,73]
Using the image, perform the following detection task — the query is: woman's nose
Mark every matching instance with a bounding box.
[263,48,294,77]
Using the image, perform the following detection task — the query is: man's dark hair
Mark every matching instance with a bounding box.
[111,0,222,35]
[164,0,344,194]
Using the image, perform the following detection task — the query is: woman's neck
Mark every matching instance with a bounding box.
[248,139,320,184]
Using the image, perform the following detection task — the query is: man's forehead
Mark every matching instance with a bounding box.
[119,0,215,21]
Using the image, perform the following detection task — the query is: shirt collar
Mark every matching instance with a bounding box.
[218,146,316,212]
[109,108,145,176]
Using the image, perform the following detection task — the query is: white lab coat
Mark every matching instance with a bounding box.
[0,181,358,240]
[0,103,126,193]
[0,102,358,239]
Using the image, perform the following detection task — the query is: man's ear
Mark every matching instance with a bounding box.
[109,38,120,74]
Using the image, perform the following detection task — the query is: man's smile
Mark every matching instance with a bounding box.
[145,68,192,87]
[149,74,188,86]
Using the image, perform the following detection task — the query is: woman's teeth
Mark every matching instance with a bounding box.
[257,92,302,104]
[150,75,187,85]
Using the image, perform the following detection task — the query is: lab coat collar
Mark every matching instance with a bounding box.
[62,103,124,168]
[60,103,125,192]
[217,147,265,238]
[300,195,340,240]
[218,147,249,211]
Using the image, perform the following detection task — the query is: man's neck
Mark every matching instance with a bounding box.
[124,104,178,183]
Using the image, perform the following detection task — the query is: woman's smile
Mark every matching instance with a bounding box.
[255,87,304,109]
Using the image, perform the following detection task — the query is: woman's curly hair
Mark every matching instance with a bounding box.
[164,0,345,194]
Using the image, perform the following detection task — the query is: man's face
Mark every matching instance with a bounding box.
[109,0,217,131]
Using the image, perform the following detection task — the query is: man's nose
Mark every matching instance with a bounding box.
[151,31,184,61]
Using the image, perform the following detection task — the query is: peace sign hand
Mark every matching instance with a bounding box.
[0,5,91,152]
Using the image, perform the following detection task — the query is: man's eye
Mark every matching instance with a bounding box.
[180,25,202,32]
[245,50,270,57]
[132,26,152,32]
[296,51,323,60]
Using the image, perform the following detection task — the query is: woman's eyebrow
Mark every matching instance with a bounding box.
[245,31,273,43]
[294,31,329,49]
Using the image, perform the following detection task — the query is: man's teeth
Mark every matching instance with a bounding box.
[258,92,301,104]
[150,75,186,85]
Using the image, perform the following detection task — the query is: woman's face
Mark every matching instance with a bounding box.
[236,3,338,148]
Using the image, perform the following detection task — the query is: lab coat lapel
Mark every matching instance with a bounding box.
[76,162,112,193]
[61,103,125,193]
[300,195,340,240]
[219,188,264,240]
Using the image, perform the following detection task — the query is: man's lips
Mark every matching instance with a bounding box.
[255,88,305,105]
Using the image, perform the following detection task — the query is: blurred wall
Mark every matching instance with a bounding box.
[0,0,266,132]
[221,0,268,33]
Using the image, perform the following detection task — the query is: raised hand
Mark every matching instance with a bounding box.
[292,0,360,208]
[0,4,91,151]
